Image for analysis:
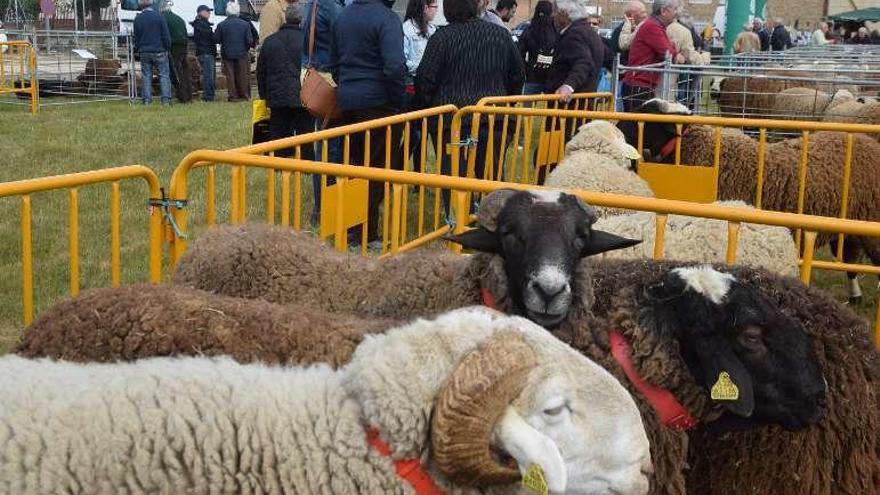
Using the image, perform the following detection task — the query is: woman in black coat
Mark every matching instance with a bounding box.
[256,5,316,160]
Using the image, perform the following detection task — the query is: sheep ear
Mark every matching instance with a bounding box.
[581,230,641,257]
[446,228,501,253]
[693,339,756,418]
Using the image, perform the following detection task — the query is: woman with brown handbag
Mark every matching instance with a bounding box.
[301,0,344,226]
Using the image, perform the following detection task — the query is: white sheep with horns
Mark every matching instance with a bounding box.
[0,307,652,495]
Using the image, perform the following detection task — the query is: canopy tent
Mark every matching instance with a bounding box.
[828,7,880,23]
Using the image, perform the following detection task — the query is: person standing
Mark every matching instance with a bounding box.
[518,0,557,96]
[402,0,438,169]
[546,0,606,101]
[416,0,523,196]
[666,12,701,107]
[770,18,792,50]
[614,0,647,62]
[811,21,829,46]
[302,0,345,224]
[257,5,316,162]
[621,0,683,111]
[331,0,406,248]
[161,1,192,103]
[733,24,761,53]
[259,0,290,41]
[215,1,254,101]
[753,18,771,51]
[133,0,172,105]
[191,5,216,101]
[488,0,516,25]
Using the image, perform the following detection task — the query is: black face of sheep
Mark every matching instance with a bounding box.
[618,98,691,166]
[448,189,640,328]
[645,266,827,432]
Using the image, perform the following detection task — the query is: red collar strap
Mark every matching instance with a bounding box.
[659,136,680,160]
[609,331,698,431]
[481,288,497,310]
[367,428,446,495]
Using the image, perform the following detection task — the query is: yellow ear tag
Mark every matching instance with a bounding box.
[522,464,549,495]
[711,371,740,401]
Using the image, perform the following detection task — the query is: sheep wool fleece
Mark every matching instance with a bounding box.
[0,356,406,495]
[15,284,396,368]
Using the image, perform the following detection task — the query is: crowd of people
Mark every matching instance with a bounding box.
[130,0,879,246]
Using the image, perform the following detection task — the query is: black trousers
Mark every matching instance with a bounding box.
[268,107,317,160]
[169,45,193,103]
[336,105,403,242]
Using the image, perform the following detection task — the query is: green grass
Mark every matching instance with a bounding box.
[0,100,253,352]
[0,101,876,354]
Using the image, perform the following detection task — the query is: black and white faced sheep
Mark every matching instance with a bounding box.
[589,259,879,495]
[15,284,397,367]
[173,190,640,329]
[617,99,692,165]
[627,99,880,304]
[0,307,654,495]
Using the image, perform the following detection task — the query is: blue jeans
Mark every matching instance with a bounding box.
[198,54,216,101]
[140,51,172,105]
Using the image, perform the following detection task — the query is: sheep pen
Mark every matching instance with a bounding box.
[15,284,396,367]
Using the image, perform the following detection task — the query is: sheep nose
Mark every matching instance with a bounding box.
[534,280,567,301]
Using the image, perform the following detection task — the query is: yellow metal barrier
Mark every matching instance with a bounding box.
[168,150,880,347]
[167,106,459,263]
[452,105,880,256]
[0,166,163,326]
[0,41,38,114]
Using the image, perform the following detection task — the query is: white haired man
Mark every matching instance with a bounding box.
[546,0,607,103]
[214,1,254,101]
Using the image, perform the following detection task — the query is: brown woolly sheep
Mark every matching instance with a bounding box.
[15,284,395,368]
[679,125,880,302]
[588,259,880,495]
[172,191,835,495]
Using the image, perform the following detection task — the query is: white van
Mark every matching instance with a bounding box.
[117,0,259,37]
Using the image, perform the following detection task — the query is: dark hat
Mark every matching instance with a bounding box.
[197,4,213,12]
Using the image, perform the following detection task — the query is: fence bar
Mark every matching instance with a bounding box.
[281,171,291,226]
[68,188,80,297]
[206,165,216,226]
[837,133,854,261]
[653,214,668,260]
[266,169,276,225]
[725,222,740,265]
[111,181,121,286]
[21,195,33,326]
[800,231,818,284]
[755,129,767,209]
[795,131,810,252]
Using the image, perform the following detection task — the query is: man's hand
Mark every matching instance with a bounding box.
[555,85,574,103]
[674,53,685,64]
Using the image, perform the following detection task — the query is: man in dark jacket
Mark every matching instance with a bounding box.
[161,1,192,103]
[331,0,406,248]
[545,0,607,102]
[753,18,770,51]
[770,18,792,51]
[133,0,171,105]
[215,1,254,101]
[191,5,216,101]
[257,6,316,161]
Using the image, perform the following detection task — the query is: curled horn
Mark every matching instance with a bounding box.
[431,331,538,485]
[476,189,517,232]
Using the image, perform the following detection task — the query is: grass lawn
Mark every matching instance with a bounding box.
[0,100,876,354]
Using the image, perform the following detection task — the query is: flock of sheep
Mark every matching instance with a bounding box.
[1,182,878,494]
[1,96,880,494]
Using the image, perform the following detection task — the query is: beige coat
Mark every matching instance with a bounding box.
[666,21,703,65]
[733,31,761,53]
[259,0,288,42]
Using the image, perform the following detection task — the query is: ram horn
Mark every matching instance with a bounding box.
[431,330,538,485]
[476,189,517,232]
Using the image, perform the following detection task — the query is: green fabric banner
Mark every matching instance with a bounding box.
[724,0,767,53]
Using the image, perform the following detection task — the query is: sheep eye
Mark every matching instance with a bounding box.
[738,326,765,349]
[543,404,569,416]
